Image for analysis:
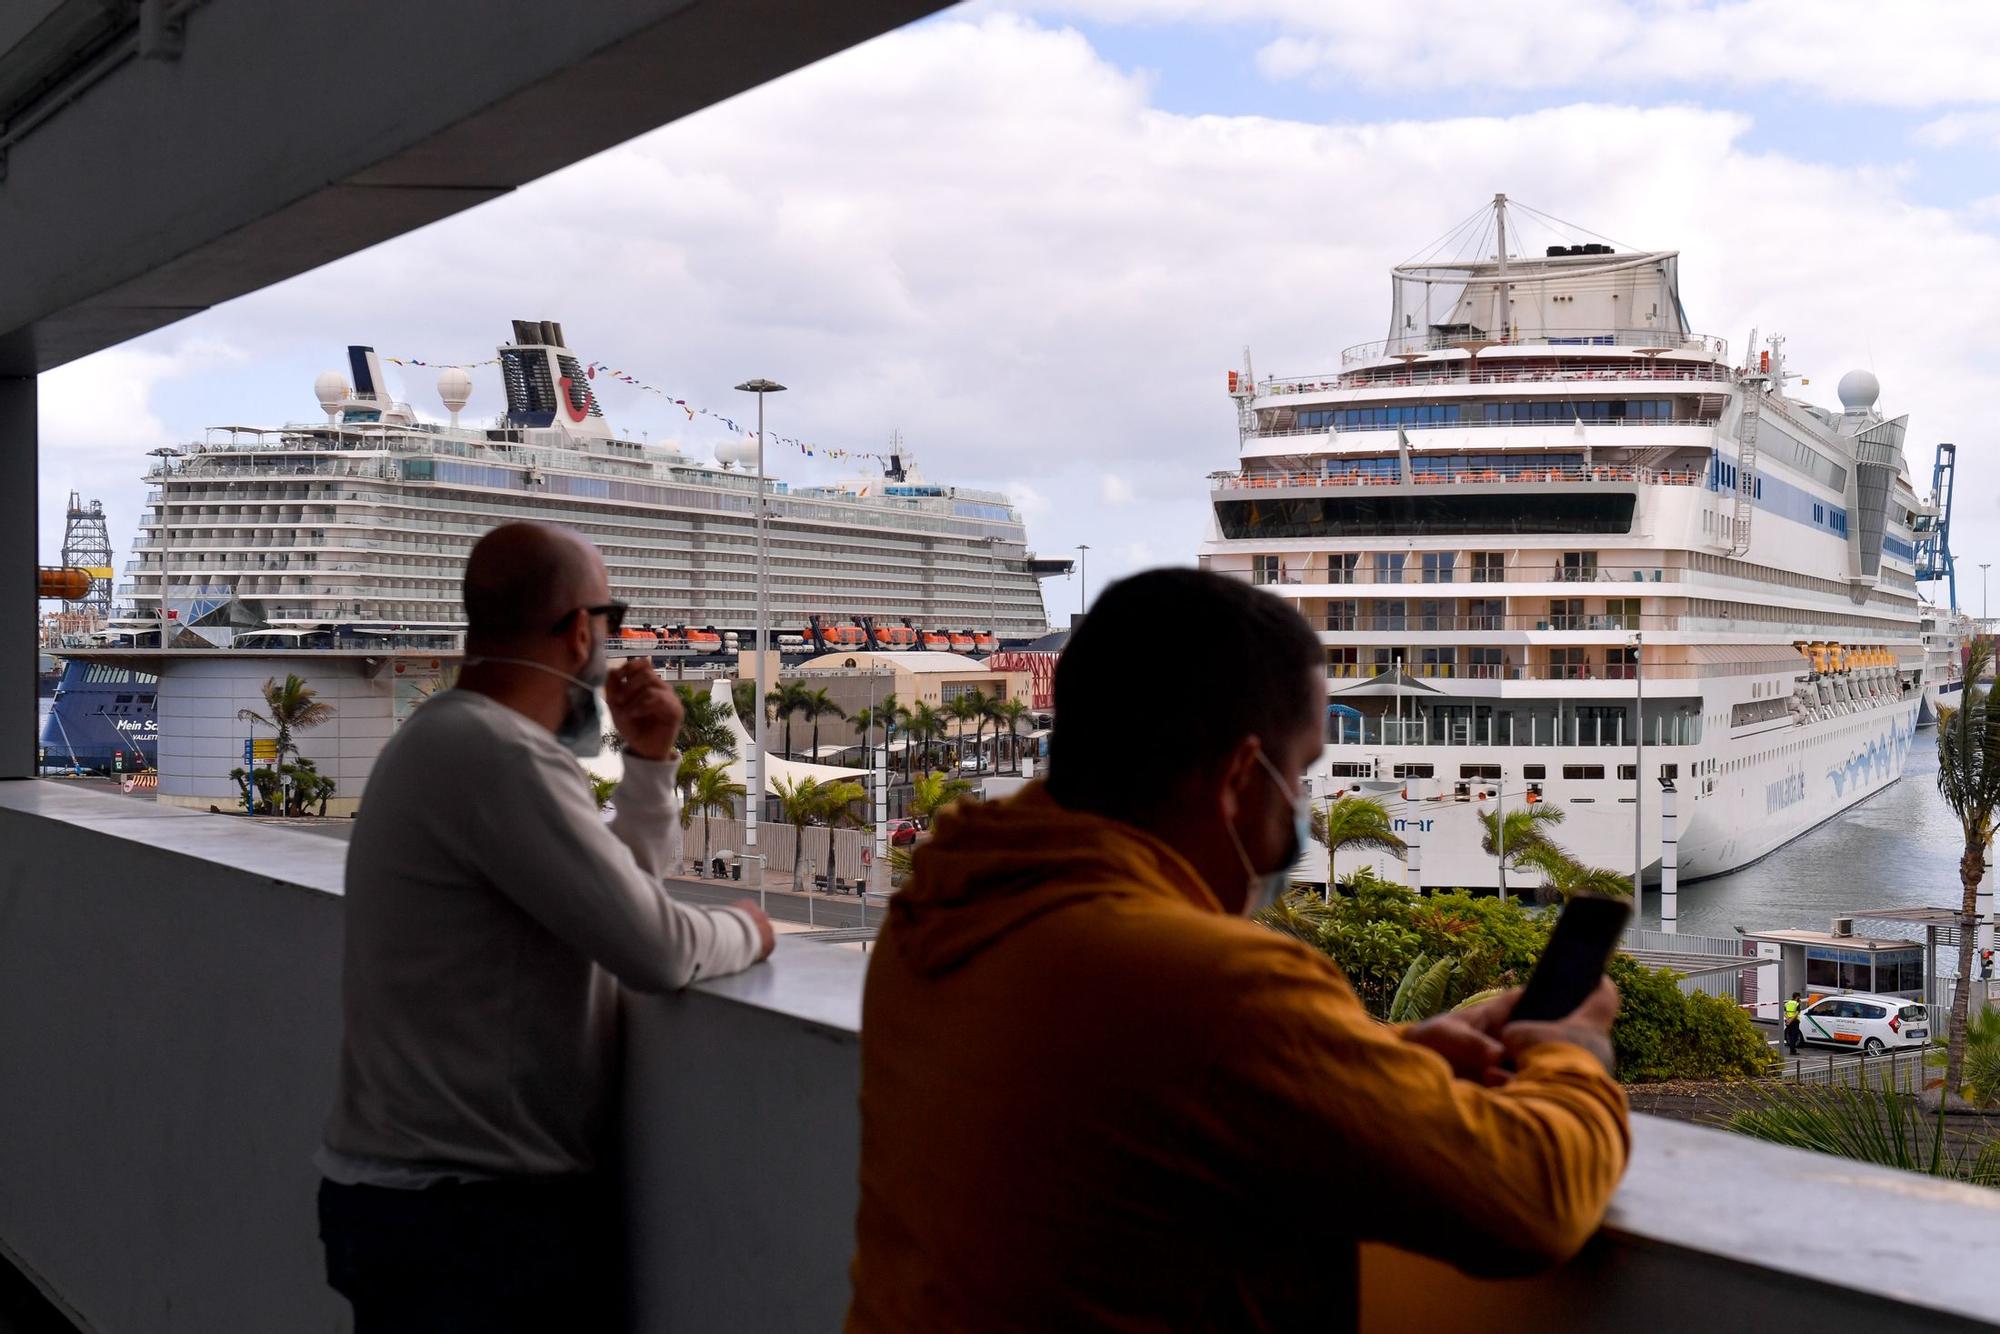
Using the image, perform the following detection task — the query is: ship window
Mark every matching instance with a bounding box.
[1214,493,1635,540]
[1617,765,1637,781]
[1523,765,1546,780]
[1393,764,1434,779]
[1562,765,1606,780]
[1460,764,1500,780]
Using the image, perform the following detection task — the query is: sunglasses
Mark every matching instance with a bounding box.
[550,601,628,635]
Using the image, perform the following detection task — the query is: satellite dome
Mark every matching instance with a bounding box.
[314,371,350,419]
[715,435,759,468]
[436,366,472,411]
[1837,369,1880,412]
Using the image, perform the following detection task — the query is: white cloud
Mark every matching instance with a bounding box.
[44,12,2000,624]
[1019,0,2000,108]
[36,339,243,565]
[1913,110,2000,149]
[1101,472,1136,505]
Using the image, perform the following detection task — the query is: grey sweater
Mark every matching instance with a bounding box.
[323,688,762,1178]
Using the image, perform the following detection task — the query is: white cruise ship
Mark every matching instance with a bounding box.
[115,320,1062,655]
[1201,196,1935,892]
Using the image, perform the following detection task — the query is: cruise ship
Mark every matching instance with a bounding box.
[1202,196,1936,891]
[108,320,1061,655]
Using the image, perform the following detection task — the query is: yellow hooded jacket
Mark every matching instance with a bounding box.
[847,784,1630,1333]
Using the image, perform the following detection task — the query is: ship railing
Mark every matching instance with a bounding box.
[1213,461,1707,488]
[1315,612,1671,634]
[1338,329,1731,366]
[1244,562,1676,585]
[1323,711,1703,749]
[1259,361,1734,396]
[1235,418,1722,444]
[1326,658,1793,685]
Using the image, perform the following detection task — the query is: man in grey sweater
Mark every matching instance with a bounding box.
[317,522,774,1331]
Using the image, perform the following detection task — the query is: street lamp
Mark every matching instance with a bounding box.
[1982,563,1991,623]
[734,377,786,875]
[147,446,181,649]
[1076,543,1090,618]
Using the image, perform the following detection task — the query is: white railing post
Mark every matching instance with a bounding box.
[1660,781,1679,933]
[1405,781,1424,896]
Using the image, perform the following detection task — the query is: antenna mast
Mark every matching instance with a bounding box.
[1493,193,1511,343]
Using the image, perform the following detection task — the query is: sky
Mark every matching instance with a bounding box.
[37,0,2000,620]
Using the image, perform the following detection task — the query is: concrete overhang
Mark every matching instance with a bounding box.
[0,0,951,375]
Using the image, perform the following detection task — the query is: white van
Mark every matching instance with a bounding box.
[1797,992,1929,1053]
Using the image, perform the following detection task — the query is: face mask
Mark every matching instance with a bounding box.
[1225,749,1310,916]
[467,643,608,758]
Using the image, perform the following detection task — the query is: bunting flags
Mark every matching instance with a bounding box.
[382,351,893,467]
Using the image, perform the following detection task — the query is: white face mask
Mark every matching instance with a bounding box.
[1224,749,1310,916]
[467,640,607,757]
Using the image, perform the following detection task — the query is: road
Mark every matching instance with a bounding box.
[665,874,884,932]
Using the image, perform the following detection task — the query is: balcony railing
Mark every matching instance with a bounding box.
[2,785,1995,1333]
[1338,329,1731,366]
[1250,562,1674,586]
[1316,613,1661,633]
[1214,461,1707,487]
[1257,361,1735,396]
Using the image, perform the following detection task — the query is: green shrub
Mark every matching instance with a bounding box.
[1265,876,1774,1082]
[1607,956,1775,1082]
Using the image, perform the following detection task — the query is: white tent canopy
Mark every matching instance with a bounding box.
[706,678,869,795]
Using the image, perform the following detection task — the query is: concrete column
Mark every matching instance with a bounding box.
[1659,782,1679,933]
[1,377,35,780]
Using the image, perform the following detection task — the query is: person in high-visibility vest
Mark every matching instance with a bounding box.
[1783,992,1803,1055]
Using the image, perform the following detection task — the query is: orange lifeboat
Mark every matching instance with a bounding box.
[921,631,949,651]
[685,629,722,651]
[948,632,975,652]
[972,632,996,653]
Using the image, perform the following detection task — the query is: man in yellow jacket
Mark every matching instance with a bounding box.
[847,568,1629,1333]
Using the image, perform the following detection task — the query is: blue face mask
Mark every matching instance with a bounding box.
[467,642,608,758]
[1226,750,1310,916]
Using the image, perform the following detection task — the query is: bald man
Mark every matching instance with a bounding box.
[316,523,773,1331]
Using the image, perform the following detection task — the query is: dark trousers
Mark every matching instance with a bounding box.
[318,1176,622,1333]
[1784,1020,1802,1054]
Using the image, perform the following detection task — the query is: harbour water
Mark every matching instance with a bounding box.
[1666,737,1962,941]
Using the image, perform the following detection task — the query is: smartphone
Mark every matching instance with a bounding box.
[1512,896,1632,1023]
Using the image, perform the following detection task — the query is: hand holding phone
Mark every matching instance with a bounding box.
[1513,896,1630,1022]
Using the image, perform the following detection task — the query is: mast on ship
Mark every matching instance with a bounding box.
[1492,193,1510,342]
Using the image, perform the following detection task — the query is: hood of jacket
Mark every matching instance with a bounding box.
[888,782,1225,978]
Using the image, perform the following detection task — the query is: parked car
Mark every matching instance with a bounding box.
[1797,992,1929,1053]
[888,818,921,847]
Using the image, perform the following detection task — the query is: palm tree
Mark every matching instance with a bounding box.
[1477,803,1567,901]
[850,692,900,777]
[909,769,974,823]
[946,691,986,774]
[673,684,739,759]
[800,687,847,762]
[905,702,947,780]
[1937,638,2000,1100]
[730,680,763,737]
[1525,845,1633,903]
[237,673,333,812]
[774,775,868,891]
[1311,795,1407,894]
[767,680,811,759]
[237,673,333,765]
[989,697,1030,773]
[680,753,746,875]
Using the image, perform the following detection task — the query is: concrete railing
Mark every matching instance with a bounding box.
[2,780,1998,1332]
